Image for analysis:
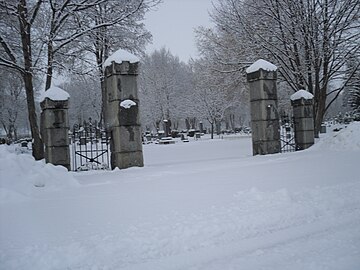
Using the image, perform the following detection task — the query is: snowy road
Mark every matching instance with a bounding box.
[1,126,360,269]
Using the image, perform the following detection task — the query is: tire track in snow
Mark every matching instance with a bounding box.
[124,209,360,270]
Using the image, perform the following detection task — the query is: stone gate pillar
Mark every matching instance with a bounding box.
[290,90,315,150]
[103,49,144,169]
[40,86,70,170]
[246,59,281,155]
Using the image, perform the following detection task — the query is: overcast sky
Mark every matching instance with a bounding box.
[144,0,214,62]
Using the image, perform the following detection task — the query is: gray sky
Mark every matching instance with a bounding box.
[144,0,214,62]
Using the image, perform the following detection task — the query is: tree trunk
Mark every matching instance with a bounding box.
[18,0,44,160]
[23,73,44,159]
[45,40,54,90]
[100,79,107,128]
[96,40,108,129]
[313,0,329,137]
[185,118,190,130]
[314,88,327,137]
[13,126,18,141]
[210,122,214,139]
[216,120,221,135]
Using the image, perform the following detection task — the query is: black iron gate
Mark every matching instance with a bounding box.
[70,118,110,171]
[280,114,296,152]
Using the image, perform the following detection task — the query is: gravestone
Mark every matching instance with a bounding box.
[103,49,144,169]
[246,59,281,155]
[163,119,171,137]
[290,90,315,150]
[199,122,204,133]
[40,86,70,170]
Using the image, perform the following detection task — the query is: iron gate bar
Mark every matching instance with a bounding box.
[72,150,108,165]
[71,118,110,171]
[279,114,296,153]
[280,137,296,151]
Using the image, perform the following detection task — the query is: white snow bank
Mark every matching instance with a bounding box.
[40,86,70,102]
[290,89,314,101]
[314,122,360,151]
[103,49,140,69]
[0,146,79,203]
[120,99,137,109]
[0,129,359,269]
[246,59,277,73]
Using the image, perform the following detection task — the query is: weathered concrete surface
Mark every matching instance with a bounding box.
[247,63,281,155]
[40,98,70,170]
[110,126,143,153]
[250,100,279,121]
[291,97,315,150]
[111,151,144,169]
[251,120,281,141]
[104,59,143,169]
[44,146,71,167]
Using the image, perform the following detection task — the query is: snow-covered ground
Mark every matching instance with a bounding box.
[1,123,360,270]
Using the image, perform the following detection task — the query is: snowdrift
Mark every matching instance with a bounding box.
[0,122,359,269]
[1,122,359,205]
[0,146,79,203]
[314,122,360,151]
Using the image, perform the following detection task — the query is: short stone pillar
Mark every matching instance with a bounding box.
[40,86,70,170]
[103,49,144,169]
[246,59,281,155]
[290,90,315,150]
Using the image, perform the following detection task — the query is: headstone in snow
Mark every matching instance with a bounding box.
[291,90,315,150]
[246,59,281,155]
[103,49,143,170]
[163,119,171,137]
[40,86,70,170]
[199,122,204,133]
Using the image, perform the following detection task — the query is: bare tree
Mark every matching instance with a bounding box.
[78,0,161,125]
[59,73,102,126]
[139,48,193,132]
[0,0,45,159]
[0,0,160,159]
[345,57,360,113]
[192,59,237,139]
[208,0,360,136]
[0,69,27,141]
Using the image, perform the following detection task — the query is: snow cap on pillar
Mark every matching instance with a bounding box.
[290,89,314,107]
[246,59,277,82]
[103,49,140,69]
[40,86,70,102]
[290,89,314,101]
[103,49,140,75]
[246,59,278,74]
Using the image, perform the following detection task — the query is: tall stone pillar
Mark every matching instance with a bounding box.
[103,49,144,169]
[40,86,70,170]
[246,59,281,155]
[290,90,315,150]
